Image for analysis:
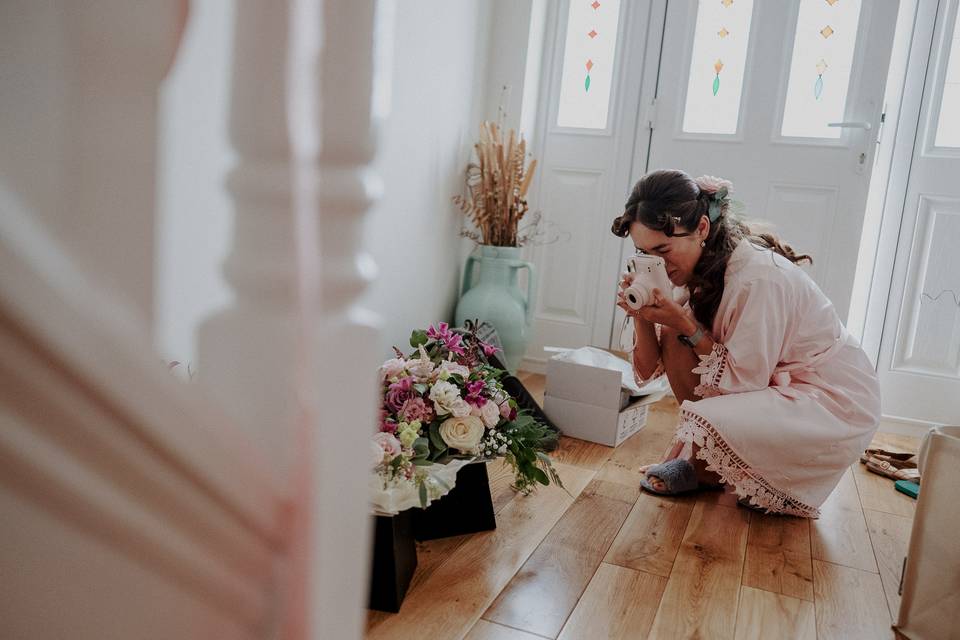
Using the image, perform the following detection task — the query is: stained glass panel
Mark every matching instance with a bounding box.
[934,6,960,148]
[781,0,862,139]
[681,0,755,135]
[556,0,623,130]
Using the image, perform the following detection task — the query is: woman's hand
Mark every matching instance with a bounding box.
[637,288,698,335]
[616,273,643,317]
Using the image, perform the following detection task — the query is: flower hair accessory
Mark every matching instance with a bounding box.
[694,175,733,223]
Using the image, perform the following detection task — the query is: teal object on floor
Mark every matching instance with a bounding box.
[895,479,919,499]
[455,245,537,373]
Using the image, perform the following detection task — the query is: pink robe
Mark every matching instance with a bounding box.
[640,241,881,517]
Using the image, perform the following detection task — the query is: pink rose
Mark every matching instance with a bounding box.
[385,377,414,412]
[499,401,517,421]
[379,357,408,382]
[373,432,402,461]
[399,397,433,423]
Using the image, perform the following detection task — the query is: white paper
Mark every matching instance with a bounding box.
[370,458,474,516]
[548,346,670,396]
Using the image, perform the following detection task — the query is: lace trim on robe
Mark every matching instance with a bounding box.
[692,342,728,398]
[673,408,821,518]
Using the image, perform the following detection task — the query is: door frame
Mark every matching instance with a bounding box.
[860,0,940,375]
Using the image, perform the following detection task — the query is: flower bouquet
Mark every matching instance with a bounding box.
[371,322,562,515]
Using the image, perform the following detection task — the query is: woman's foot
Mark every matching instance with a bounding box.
[639,458,700,495]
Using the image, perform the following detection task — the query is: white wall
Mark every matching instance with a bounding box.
[363,0,492,354]
[156,0,493,363]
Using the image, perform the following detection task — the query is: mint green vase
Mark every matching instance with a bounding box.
[455,245,537,372]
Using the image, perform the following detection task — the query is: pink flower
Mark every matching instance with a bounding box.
[499,401,517,421]
[373,432,402,461]
[373,432,401,458]
[399,397,433,423]
[379,357,407,382]
[385,377,414,412]
[444,333,466,357]
[694,175,733,196]
[464,380,487,407]
[427,322,453,342]
[478,339,500,357]
[378,408,397,433]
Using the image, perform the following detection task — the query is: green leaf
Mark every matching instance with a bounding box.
[410,329,429,348]
[413,437,430,459]
[412,458,433,466]
[532,467,550,486]
[429,423,448,452]
[419,482,428,507]
[584,74,591,92]
[413,383,429,395]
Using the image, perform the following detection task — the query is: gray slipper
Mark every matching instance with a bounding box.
[640,458,699,495]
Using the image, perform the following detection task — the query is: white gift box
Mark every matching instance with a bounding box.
[543,347,668,447]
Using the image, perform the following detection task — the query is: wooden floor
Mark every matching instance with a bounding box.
[367,373,919,640]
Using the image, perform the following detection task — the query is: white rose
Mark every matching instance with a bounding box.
[439,415,486,453]
[429,380,461,416]
[479,400,501,428]
[379,358,407,382]
[449,398,472,418]
[407,345,436,382]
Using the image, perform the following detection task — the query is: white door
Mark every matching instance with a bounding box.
[523,0,661,369]
[874,0,960,426]
[640,0,899,321]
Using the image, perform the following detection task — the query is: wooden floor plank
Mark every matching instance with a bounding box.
[734,586,816,640]
[812,560,894,640]
[810,469,878,573]
[742,513,813,601]
[482,478,636,638]
[365,462,594,640]
[549,436,614,472]
[852,463,915,518]
[464,620,546,640]
[557,563,668,640]
[647,502,750,640]
[488,459,520,515]
[863,509,912,621]
[604,492,696,577]
[483,410,675,640]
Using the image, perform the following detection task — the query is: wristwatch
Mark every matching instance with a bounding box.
[678,325,705,348]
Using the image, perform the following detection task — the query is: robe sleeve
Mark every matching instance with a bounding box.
[693,278,789,397]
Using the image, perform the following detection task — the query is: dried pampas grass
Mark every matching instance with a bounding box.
[453,121,537,247]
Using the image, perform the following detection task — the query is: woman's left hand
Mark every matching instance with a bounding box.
[637,289,697,335]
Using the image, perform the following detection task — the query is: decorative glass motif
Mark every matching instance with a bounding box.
[815,59,827,99]
[681,0,754,134]
[934,5,960,147]
[556,0,623,129]
[781,0,862,138]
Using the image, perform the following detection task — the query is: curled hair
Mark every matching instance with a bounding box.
[611,169,812,328]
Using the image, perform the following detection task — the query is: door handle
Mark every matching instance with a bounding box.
[827,121,872,130]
